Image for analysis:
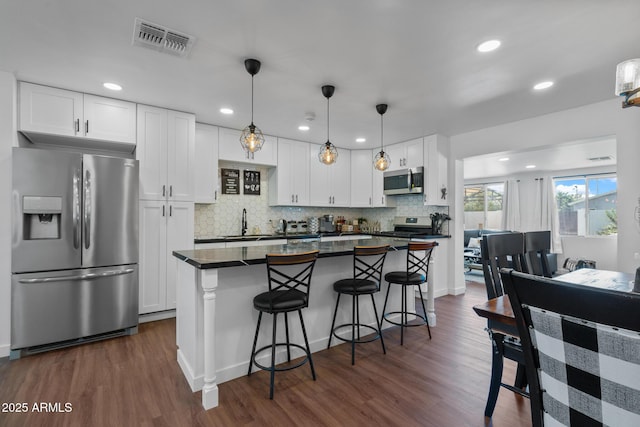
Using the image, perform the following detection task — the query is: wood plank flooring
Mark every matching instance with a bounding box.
[0,280,530,427]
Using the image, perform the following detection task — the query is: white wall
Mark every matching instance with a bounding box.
[450,98,640,293]
[0,71,17,357]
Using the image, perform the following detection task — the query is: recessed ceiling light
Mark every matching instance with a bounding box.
[356,137,366,143]
[103,82,122,91]
[220,108,234,115]
[477,40,501,53]
[498,157,510,162]
[298,125,310,131]
[533,81,554,90]
[525,164,536,169]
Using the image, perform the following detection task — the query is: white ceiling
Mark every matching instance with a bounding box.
[463,136,617,180]
[1,1,638,160]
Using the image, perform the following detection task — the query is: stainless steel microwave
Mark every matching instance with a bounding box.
[383,167,424,195]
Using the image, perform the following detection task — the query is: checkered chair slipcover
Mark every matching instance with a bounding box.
[501,268,640,427]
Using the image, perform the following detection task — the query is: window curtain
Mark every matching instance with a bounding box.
[534,176,563,253]
[501,179,521,231]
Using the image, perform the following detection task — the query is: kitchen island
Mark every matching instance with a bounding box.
[172,237,438,410]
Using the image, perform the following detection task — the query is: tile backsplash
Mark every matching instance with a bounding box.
[194,163,448,238]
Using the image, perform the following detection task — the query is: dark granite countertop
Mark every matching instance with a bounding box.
[194,232,450,244]
[176,237,412,269]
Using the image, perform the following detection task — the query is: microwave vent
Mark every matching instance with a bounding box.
[132,18,195,58]
[587,155,613,162]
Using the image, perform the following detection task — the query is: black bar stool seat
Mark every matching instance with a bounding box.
[381,241,437,345]
[248,250,319,400]
[327,245,389,365]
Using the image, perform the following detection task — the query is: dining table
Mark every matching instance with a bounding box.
[472,268,637,419]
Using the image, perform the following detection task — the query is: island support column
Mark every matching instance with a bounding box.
[201,268,219,409]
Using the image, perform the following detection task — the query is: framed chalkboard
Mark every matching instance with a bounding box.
[243,170,260,195]
[221,168,240,194]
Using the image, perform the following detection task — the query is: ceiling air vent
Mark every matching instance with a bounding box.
[588,155,613,161]
[132,18,195,58]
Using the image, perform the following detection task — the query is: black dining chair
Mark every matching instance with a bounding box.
[501,268,640,427]
[327,245,389,365]
[381,241,437,345]
[480,232,528,418]
[523,230,553,277]
[247,250,319,399]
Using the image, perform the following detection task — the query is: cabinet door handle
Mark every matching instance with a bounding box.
[295,194,298,203]
[382,196,384,204]
[85,120,89,134]
[75,119,80,133]
[170,205,173,217]
[214,190,217,200]
[162,205,165,217]
[169,185,173,197]
[162,185,166,197]
[292,194,295,203]
[369,197,371,205]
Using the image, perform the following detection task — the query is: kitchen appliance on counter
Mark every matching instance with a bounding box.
[285,220,299,234]
[10,147,139,359]
[372,216,433,239]
[383,167,424,195]
[319,214,335,233]
[307,217,319,234]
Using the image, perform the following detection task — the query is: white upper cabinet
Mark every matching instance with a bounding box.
[309,145,350,207]
[423,134,450,206]
[19,82,136,147]
[385,138,424,171]
[218,127,277,166]
[194,123,219,204]
[268,138,309,206]
[137,104,195,202]
[350,149,373,207]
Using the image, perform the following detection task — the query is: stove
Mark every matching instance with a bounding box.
[373,216,434,239]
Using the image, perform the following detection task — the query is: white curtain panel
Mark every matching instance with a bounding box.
[538,176,563,253]
[501,179,521,231]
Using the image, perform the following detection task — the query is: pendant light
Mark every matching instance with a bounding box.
[239,58,265,157]
[373,103,391,171]
[318,85,338,165]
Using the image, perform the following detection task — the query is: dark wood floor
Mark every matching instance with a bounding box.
[0,280,530,427]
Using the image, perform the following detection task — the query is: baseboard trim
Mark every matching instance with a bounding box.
[139,309,176,324]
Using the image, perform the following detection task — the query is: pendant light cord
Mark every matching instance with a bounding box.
[251,75,254,124]
[326,97,330,142]
[380,113,384,151]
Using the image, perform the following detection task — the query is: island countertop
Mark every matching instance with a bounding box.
[174,237,418,269]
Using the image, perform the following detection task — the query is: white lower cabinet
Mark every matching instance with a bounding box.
[139,201,194,314]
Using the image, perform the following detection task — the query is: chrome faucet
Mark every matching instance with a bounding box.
[242,208,247,236]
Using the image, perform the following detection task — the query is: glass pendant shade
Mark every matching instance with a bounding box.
[319,141,338,165]
[373,103,390,171]
[374,149,390,171]
[240,59,265,153]
[240,123,264,153]
[615,58,640,108]
[319,85,338,165]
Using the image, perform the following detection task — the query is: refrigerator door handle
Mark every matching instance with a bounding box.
[72,169,81,249]
[84,170,91,249]
[18,268,135,284]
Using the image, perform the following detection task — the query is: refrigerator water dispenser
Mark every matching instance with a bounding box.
[23,196,62,239]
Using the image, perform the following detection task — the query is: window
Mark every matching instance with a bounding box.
[554,174,617,236]
[464,183,504,229]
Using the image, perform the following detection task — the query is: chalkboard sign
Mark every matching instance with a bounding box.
[243,170,261,195]
[221,168,240,195]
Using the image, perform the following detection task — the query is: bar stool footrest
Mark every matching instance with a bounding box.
[251,343,311,373]
[382,311,428,328]
[331,323,382,344]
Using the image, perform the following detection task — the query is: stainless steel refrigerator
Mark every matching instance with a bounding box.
[11,147,139,358]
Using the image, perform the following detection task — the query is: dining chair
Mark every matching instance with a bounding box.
[479,232,528,418]
[501,268,640,427]
[247,250,319,399]
[523,230,552,277]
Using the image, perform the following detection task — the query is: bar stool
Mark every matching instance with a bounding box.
[381,241,437,345]
[247,250,319,399]
[327,245,389,365]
